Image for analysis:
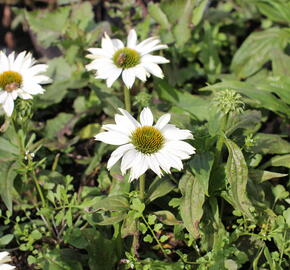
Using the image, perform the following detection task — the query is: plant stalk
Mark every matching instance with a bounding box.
[123,86,131,113]
[139,174,145,201]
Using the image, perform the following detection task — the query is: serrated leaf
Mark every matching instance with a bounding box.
[179,173,205,238]
[224,138,254,219]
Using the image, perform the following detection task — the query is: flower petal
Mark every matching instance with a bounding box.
[142,62,164,78]
[162,124,193,140]
[121,148,138,175]
[140,107,154,126]
[0,91,8,104]
[106,67,122,87]
[146,154,163,177]
[2,94,14,117]
[127,29,138,48]
[118,108,141,128]
[95,131,129,145]
[141,54,169,64]
[155,113,171,130]
[122,68,136,88]
[107,143,134,170]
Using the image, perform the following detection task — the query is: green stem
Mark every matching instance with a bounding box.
[123,85,131,113]
[31,169,46,208]
[141,215,169,259]
[139,174,145,201]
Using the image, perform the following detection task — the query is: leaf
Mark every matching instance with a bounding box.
[0,137,19,155]
[0,161,19,212]
[252,133,290,154]
[249,169,287,183]
[179,173,205,238]
[155,79,210,121]
[224,138,253,219]
[146,176,175,204]
[153,210,181,225]
[71,2,94,30]
[271,49,290,76]
[231,28,290,78]
[0,234,14,246]
[148,2,170,29]
[93,195,129,212]
[78,124,101,139]
[173,0,194,47]
[189,152,214,196]
[192,0,209,26]
[201,80,290,117]
[263,154,290,168]
[96,213,126,226]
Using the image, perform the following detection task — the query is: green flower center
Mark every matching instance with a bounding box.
[113,48,141,69]
[0,71,23,92]
[131,126,164,154]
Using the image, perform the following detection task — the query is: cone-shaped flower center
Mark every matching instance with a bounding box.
[113,48,140,69]
[0,71,23,92]
[131,126,164,154]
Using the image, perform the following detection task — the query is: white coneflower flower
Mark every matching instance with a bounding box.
[95,107,195,181]
[0,51,51,117]
[0,251,15,270]
[86,29,169,89]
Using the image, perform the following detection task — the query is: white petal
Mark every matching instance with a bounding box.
[22,83,45,95]
[25,64,48,76]
[107,144,134,170]
[18,91,33,100]
[164,140,196,156]
[0,51,9,72]
[115,114,136,133]
[87,48,112,59]
[0,251,10,261]
[121,148,138,175]
[129,152,148,181]
[140,107,153,126]
[162,124,193,140]
[118,108,141,128]
[155,151,171,174]
[102,123,130,136]
[141,54,169,64]
[131,65,147,81]
[2,94,14,117]
[141,44,168,55]
[155,113,171,130]
[95,131,129,145]
[142,62,164,78]
[111,39,124,50]
[0,91,8,104]
[106,67,122,87]
[0,264,16,270]
[102,32,117,54]
[146,154,163,177]
[11,51,26,71]
[122,69,136,89]
[127,29,138,48]
[160,149,183,170]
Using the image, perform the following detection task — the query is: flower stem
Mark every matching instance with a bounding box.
[139,174,145,201]
[123,86,131,113]
[31,168,46,208]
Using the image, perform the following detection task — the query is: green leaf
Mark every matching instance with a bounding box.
[249,169,287,183]
[143,234,153,243]
[179,173,205,238]
[96,213,126,226]
[0,137,19,155]
[272,185,289,201]
[93,195,129,212]
[155,79,210,121]
[78,124,101,139]
[252,133,290,154]
[0,234,14,246]
[0,161,18,212]
[224,138,254,219]
[264,154,290,168]
[70,2,94,30]
[189,152,214,196]
[271,50,290,76]
[148,2,170,29]
[146,176,175,204]
[231,28,290,78]
[192,0,209,26]
[283,208,290,227]
[153,210,181,225]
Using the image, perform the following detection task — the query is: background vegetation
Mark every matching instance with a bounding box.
[0,0,289,269]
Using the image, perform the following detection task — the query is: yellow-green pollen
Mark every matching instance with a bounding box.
[113,48,140,69]
[0,71,23,92]
[131,126,164,154]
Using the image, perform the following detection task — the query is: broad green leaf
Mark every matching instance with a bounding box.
[0,234,14,246]
[224,138,253,219]
[201,80,290,117]
[146,176,175,204]
[0,137,19,155]
[0,161,18,212]
[93,195,129,212]
[78,124,100,139]
[231,28,290,78]
[252,133,290,154]
[192,0,209,26]
[71,2,94,30]
[121,211,138,238]
[155,79,210,121]
[249,169,287,183]
[271,50,290,76]
[173,0,194,47]
[189,152,214,196]
[148,2,170,29]
[153,210,181,225]
[96,213,126,226]
[179,173,205,238]
[263,154,290,168]
[255,0,290,24]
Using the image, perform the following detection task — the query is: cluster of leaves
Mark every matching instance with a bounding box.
[0,0,289,269]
